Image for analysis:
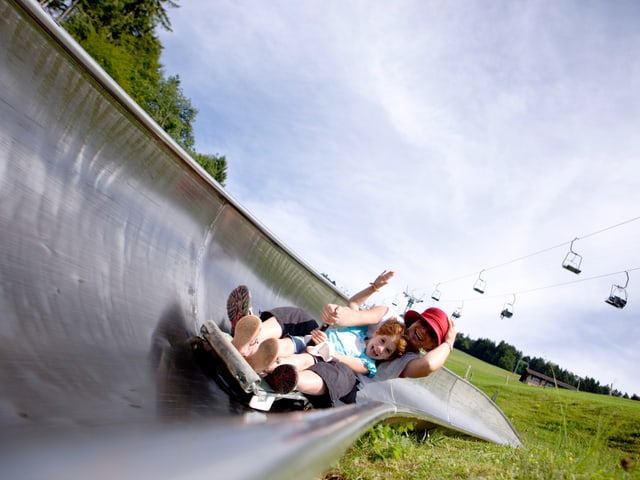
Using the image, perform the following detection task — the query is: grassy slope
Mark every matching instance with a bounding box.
[324,350,640,479]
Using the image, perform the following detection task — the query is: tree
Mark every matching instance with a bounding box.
[468,338,495,364]
[146,75,196,150]
[321,273,337,286]
[454,333,473,352]
[44,0,228,185]
[42,0,178,34]
[190,152,227,185]
[494,341,519,372]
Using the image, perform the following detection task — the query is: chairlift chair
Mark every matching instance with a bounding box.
[473,270,486,294]
[562,237,582,274]
[451,300,464,319]
[431,284,441,302]
[500,306,513,319]
[500,294,516,319]
[605,271,629,309]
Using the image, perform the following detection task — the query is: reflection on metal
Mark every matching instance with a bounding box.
[0,0,522,477]
[605,271,629,309]
[562,237,583,274]
[358,369,522,447]
[1,403,400,480]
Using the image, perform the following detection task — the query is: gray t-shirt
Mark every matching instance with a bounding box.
[357,351,422,384]
[361,310,422,383]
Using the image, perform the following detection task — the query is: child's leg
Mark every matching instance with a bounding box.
[265,366,326,396]
[260,307,319,337]
[276,352,315,371]
[232,316,284,356]
[256,316,284,343]
[276,337,298,357]
[255,318,306,357]
[295,370,327,396]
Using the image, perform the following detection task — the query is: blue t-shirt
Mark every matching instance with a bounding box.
[326,325,377,377]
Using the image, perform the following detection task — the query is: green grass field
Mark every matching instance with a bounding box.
[323,350,640,479]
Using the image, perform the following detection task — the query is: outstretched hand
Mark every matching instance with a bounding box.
[372,270,395,289]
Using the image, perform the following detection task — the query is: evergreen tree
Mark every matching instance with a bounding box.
[456,333,634,398]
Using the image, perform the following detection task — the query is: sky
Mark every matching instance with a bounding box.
[158,1,640,396]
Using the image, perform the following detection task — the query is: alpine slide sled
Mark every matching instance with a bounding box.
[0,1,522,478]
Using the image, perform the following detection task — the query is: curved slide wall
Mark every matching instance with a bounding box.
[0,0,343,429]
[0,1,520,478]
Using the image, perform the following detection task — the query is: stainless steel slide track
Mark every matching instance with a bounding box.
[0,0,521,477]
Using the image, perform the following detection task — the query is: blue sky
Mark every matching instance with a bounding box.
[159,1,640,396]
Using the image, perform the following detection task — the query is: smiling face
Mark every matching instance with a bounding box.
[406,320,439,351]
[365,334,399,360]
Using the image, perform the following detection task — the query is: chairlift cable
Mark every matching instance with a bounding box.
[427,215,640,289]
[437,267,639,305]
[578,215,640,240]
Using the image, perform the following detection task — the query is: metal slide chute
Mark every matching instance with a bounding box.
[0,0,522,477]
[358,370,522,447]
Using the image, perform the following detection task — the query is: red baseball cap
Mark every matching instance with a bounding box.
[404,307,449,345]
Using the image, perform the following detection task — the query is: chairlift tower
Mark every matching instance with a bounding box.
[513,358,529,375]
[402,288,424,313]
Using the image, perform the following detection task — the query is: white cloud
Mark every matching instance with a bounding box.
[160,0,640,395]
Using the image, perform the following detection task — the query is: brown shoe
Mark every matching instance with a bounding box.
[265,364,298,394]
[227,285,253,332]
[246,338,279,373]
[231,315,261,356]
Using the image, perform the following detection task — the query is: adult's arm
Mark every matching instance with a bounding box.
[399,342,452,377]
[400,316,458,378]
[347,270,394,310]
[321,304,389,327]
[321,270,394,327]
